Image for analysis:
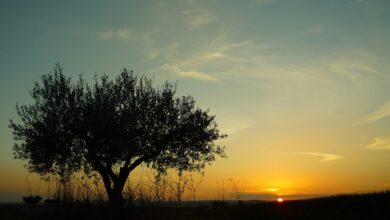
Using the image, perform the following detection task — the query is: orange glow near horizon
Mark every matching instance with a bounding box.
[277,198,284,203]
[265,188,279,192]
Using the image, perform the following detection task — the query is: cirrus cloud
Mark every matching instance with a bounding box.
[367,137,390,150]
[174,69,218,82]
[287,152,344,162]
[360,101,390,124]
[99,29,131,40]
[183,8,216,30]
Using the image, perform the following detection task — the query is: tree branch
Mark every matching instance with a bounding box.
[128,156,145,172]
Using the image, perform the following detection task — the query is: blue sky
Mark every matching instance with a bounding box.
[1,0,390,202]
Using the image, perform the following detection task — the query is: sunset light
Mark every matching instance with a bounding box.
[266,188,279,192]
[0,1,390,219]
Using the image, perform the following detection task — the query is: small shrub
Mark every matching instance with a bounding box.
[23,195,42,206]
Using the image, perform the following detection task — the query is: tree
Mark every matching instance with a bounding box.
[10,64,226,206]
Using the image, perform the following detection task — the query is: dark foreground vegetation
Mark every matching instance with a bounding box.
[1,191,389,220]
[9,65,226,206]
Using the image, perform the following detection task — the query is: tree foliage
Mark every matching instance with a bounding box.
[10,64,226,205]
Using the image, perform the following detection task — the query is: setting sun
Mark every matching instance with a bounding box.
[0,1,390,219]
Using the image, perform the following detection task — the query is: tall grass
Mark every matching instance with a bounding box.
[41,170,211,207]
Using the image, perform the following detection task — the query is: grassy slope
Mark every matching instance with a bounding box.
[1,191,389,220]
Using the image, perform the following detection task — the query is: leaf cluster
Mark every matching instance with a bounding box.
[10,64,226,179]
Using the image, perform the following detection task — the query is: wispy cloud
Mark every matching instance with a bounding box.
[367,137,390,150]
[176,70,218,82]
[242,50,380,84]
[148,43,179,61]
[156,39,253,82]
[183,9,216,29]
[99,29,131,40]
[162,60,219,81]
[327,52,380,80]
[287,152,344,162]
[99,28,158,41]
[202,52,224,60]
[306,25,325,35]
[150,27,382,86]
[361,101,390,124]
[218,116,255,135]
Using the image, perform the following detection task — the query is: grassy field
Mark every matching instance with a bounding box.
[1,191,389,220]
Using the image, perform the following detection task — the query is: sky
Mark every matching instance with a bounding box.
[1,0,390,202]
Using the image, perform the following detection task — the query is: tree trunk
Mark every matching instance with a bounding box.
[108,186,125,206]
[94,157,142,207]
[106,186,126,220]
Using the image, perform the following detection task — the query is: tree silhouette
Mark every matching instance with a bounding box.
[10,64,226,206]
